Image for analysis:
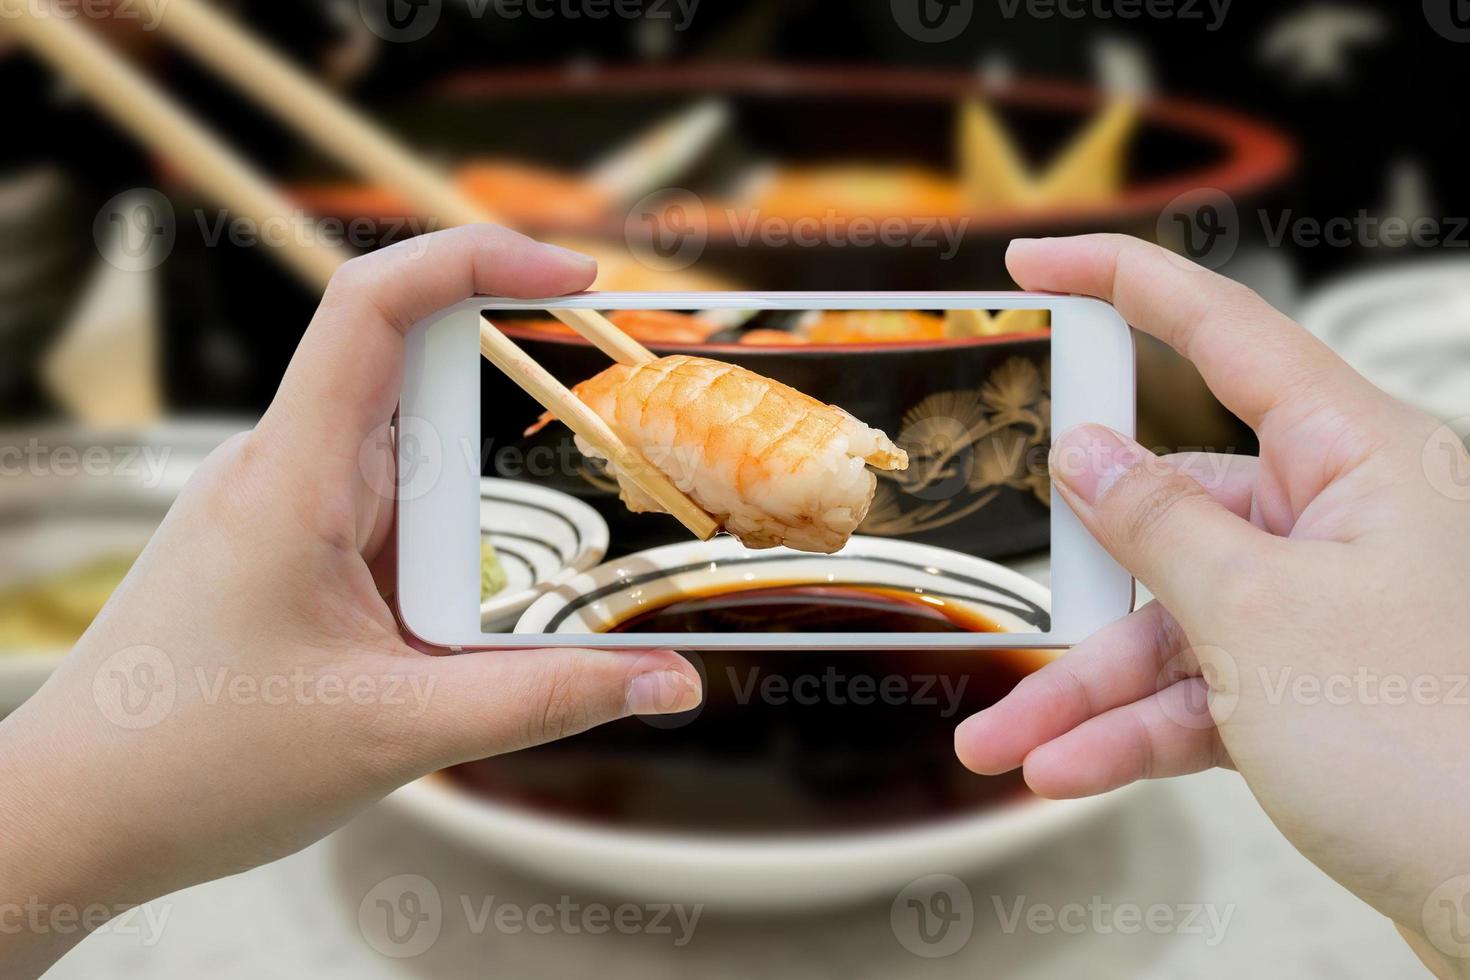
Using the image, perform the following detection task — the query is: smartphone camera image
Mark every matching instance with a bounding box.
[397,293,1133,651]
[480,304,1054,641]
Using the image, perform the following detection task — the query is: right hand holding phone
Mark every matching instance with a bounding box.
[955,234,1470,971]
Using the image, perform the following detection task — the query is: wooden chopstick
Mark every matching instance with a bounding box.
[6,3,348,290]
[152,0,498,228]
[480,318,718,541]
[153,1,658,368]
[548,309,657,366]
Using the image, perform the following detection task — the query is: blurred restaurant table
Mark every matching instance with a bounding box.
[43,770,1421,979]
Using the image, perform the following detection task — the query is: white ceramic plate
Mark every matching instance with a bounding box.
[392,537,1129,910]
[1298,258,1470,422]
[478,479,609,632]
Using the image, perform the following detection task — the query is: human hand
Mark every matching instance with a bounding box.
[954,234,1470,973]
[0,226,701,978]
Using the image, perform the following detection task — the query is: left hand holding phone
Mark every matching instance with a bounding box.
[0,225,702,980]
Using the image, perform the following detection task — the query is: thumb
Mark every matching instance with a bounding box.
[415,647,702,767]
[1050,425,1278,624]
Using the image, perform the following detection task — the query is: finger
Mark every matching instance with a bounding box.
[1007,234,1371,431]
[260,225,597,463]
[1050,424,1283,621]
[957,456,1255,777]
[956,601,1188,775]
[1166,452,1257,522]
[417,647,702,767]
[1022,677,1233,799]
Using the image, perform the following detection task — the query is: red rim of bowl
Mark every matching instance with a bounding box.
[292,63,1295,236]
[495,322,1053,354]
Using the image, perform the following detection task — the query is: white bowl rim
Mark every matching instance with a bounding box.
[1298,255,1470,338]
[515,534,1053,634]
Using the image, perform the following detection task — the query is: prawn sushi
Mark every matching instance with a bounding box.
[529,355,907,554]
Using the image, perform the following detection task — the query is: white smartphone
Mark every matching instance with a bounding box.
[397,293,1134,651]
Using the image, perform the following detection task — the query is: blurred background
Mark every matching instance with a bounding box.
[3,0,1468,976]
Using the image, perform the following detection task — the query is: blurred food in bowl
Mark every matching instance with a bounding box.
[287,65,1293,291]
[0,552,134,652]
[0,422,246,711]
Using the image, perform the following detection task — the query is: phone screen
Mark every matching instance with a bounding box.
[475,306,1052,638]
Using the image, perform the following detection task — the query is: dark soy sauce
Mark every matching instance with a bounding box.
[446,585,1049,834]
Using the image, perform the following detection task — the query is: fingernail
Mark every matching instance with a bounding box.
[540,242,597,267]
[1051,425,1145,506]
[1005,237,1038,259]
[626,669,700,716]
